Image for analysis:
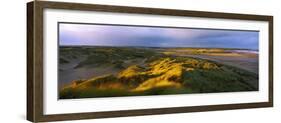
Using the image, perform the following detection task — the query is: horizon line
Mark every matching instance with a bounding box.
[59,45,258,50]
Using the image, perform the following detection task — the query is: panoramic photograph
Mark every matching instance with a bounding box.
[58,23,259,99]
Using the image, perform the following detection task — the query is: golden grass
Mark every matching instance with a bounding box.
[59,47,259,99]
[79,57,218,90]
[61,56,223,97]
[132,80,181,92]
[132,61,183,91]
[117,65,144,78]
[96,82,125,90]
[131,57,218,92]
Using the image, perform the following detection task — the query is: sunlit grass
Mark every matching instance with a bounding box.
[59,47,258,99]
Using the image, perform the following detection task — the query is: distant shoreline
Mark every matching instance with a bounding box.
[60,45,258,51]
[231,50,259,54]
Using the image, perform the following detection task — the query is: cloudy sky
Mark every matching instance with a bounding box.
[59,23,259,50]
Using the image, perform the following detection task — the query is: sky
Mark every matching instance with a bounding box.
[59,23,259,50]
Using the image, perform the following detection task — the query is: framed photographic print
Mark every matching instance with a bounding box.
[27,1,273,122]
